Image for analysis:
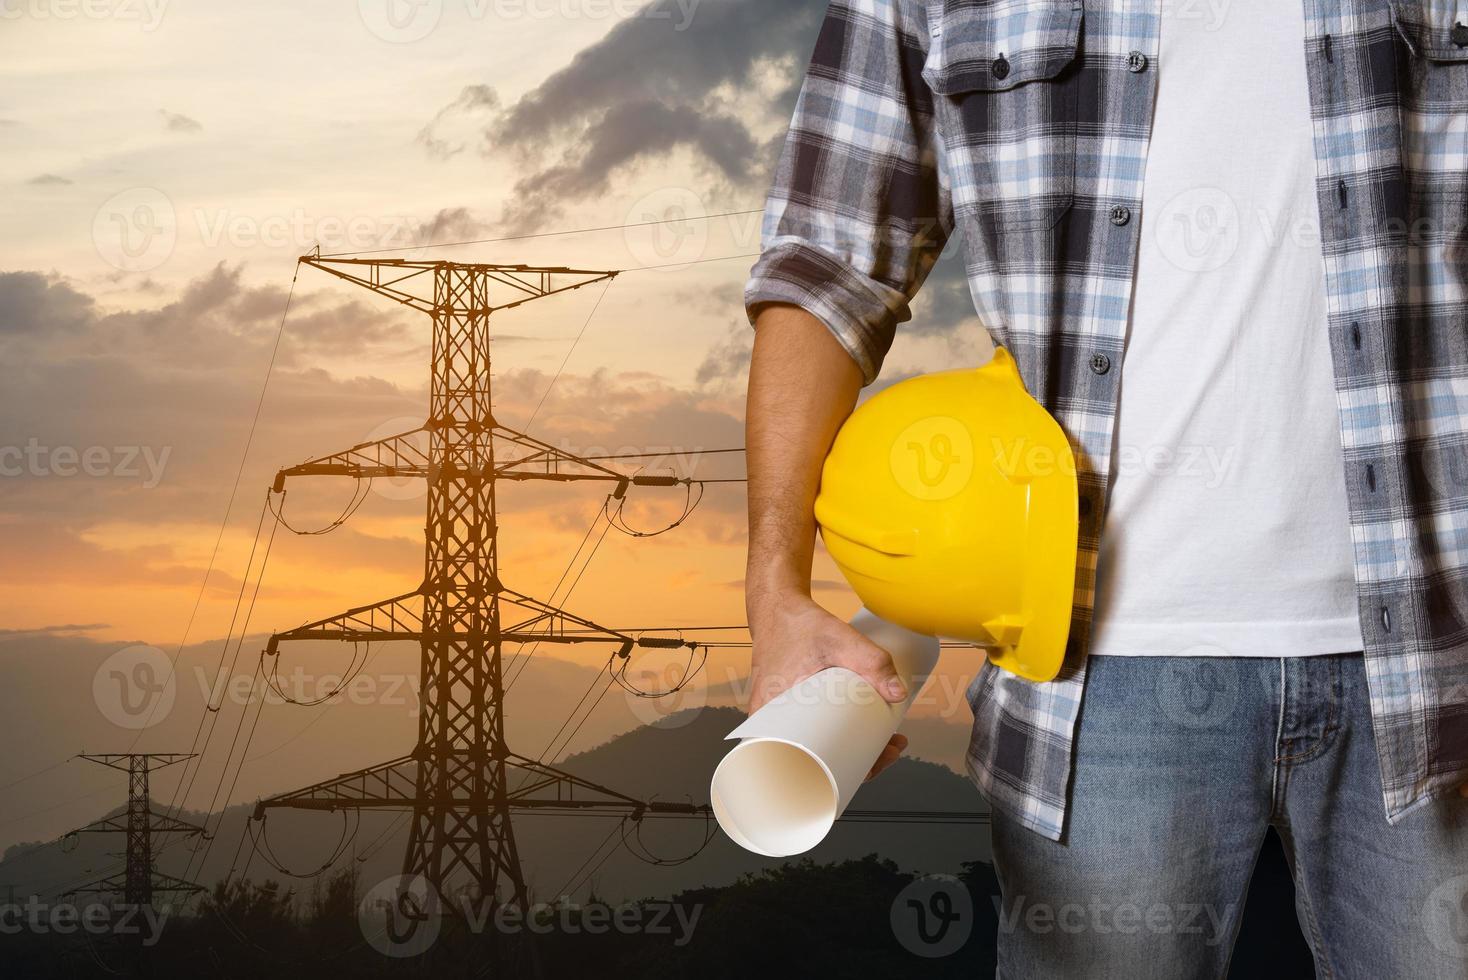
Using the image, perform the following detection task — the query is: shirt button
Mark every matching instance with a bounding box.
[1089,352,1111,375]
[992,55,1011,79]
[1110,205,1132,226]
[1453,22,1468,47]
[1126,50,1148,72]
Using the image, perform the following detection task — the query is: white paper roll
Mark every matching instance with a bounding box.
[710,609,940,857]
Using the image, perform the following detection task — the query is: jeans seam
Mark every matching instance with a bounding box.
[1270,659,1286,814]
[1276,818,1335,980]
[1274,657,1343,765]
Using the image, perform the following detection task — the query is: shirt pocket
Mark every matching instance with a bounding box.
[1389,1,1468,239]
[921,0,1084,232]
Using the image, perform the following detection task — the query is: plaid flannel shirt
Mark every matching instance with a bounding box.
[745,0,1468,840]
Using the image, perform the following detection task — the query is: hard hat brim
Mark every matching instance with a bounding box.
[985,460,1078,683]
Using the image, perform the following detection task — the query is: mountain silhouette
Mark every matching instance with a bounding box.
[2,706,989,908]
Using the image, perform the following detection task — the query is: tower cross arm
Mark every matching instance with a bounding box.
[272,426,432,490]
[76,753,195,774]
[66,809,209,838]
[298,255,616,314]
[265,590,425,654]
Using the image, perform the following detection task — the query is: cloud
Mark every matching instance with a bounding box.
[0,271,97,335]
[421,0,823,231]
[0,267,747,595]
[160,109,202,133]
[408,206,488,247]
[908,244,980,338]
[0,264,411,366]
[498,100,760,233]
[27,174,71,186]
[415,85,498,160]
[694,323,752,387]
[0,624,107,640]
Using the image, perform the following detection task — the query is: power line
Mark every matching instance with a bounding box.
[173,510,282,885]
[0,785,115,829]
[244,640,389,764]
[183,666,270,885]
[0,755,75,792]
[551,817,626,901]
[320,207,765,258]
[576,448,745,461]
[248,256,735,909]
[622,251,761,273]
[506,505,615,692]
[127,270,299,745]
[522,276,614,432]
[161,494,276,823]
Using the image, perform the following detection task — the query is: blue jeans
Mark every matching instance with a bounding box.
[990,653,1468,979]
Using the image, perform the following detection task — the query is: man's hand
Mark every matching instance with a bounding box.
[744,303,913,782]
[747,591,911,781]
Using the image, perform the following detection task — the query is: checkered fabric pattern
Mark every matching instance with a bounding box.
[746,0,1468,840]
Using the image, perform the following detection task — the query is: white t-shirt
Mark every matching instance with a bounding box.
[1089,0,1365,658]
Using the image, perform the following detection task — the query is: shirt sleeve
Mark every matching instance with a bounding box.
[744,0,953,385]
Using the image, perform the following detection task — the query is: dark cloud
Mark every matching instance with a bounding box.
[908,244,979,337]
[27,173,71,186]
[4,264,410,367]
[0,266,744,546]
[694,323,752,387]
[415,85,498,160]
[422,0,823,231]
[409,206,488,247]
[0,271,97,335]
[499,100,759,232]
[160,109,202,133]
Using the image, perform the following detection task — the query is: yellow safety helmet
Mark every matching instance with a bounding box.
[814,348,1078,682]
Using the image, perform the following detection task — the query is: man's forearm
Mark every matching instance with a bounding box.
[744,303,863,610]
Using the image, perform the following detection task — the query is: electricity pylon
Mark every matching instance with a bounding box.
[252,255,704,914]
[63,753,207,907]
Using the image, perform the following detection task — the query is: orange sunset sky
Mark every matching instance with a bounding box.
[0,0,991,851]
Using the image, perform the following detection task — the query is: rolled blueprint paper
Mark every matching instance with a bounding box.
[710,609,940,857]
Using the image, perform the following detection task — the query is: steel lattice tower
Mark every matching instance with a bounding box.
[252,256,702,915]
[63,753,207,907]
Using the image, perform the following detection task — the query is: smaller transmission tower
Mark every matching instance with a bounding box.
[62,754,208,907]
